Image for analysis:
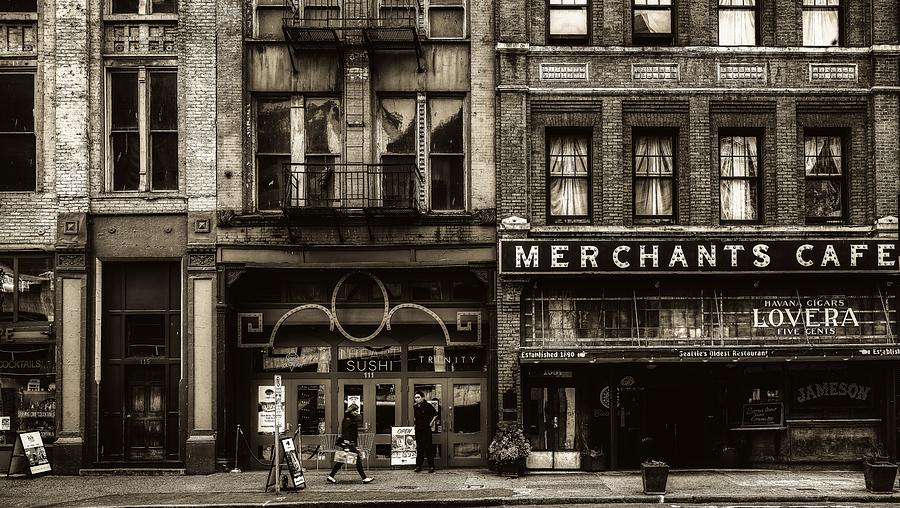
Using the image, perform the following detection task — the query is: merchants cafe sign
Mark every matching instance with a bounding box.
[500,239,898,274]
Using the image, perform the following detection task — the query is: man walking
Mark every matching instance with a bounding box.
[413,391,438,473]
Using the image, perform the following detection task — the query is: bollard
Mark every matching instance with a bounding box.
[230,424,242,473]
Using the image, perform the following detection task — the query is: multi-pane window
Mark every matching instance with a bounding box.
[304,98,342,207]
[547,129,589,220]
[718,0,756,46]
[0,0,36,11]
[0,73,35,191]
[378,97,417,208]
[108,69,178,191]
[804,131,844,222]
[802,0,840,47]
[429,97,464,210]
[255,98,290,210]
[719,133,760,222]
[110,0,176,14]
[547,0,588,43]
[632,0,673,45]
[255,97,342,210]
[633,130,676,222]
[428,0,466,38]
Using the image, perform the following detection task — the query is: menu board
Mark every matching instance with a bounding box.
[280,437,305,489]
[8,431,51,476]
[741,402,784,428]
[390,426,416,466]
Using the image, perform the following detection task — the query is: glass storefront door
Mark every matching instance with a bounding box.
[338,379,401,468]
[410,378,487,467]
[294,381,331,468]
[525,379,579,469]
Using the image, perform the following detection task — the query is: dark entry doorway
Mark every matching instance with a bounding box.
[525,374,579,468]
[99,262,181,464]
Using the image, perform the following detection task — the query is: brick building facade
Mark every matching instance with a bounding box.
[496,0,900,469]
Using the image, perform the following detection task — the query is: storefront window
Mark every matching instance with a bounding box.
[0,346,56,446]
[408,345,484,372]
[789,364,876,420]
[263,346,331,372]
[0,255,54,323]
[297,384,326,458]
[525,284,897,348]
[337,346,401,373]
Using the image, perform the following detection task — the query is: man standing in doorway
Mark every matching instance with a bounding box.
[413,391,438,473]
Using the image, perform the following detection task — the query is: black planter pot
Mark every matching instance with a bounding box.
[641,462,669,495]
[863,461,898,493]
[499,459,526,477]
[581,454,606,472]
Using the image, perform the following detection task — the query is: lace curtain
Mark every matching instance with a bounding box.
[634,135,674,217]
[718,0,756,46]
[720,136,758,221]
[802,8,839,46]
[549,134,589,217]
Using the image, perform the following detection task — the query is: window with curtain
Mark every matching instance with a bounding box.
[804,132,844,222]
[634,131,675,222]
[632,0,673,45]
[802,0,840,47]
[719,133,760,222]
[548,0,589,43]
[547,130,590,219]
[718,0,756,46]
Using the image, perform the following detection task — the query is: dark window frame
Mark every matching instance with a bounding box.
[718,128,763,224]
[803,127,847,224]
[632,127,678,224]
[254,94,292,210]
[631,0,675,46]
[546,0,590,45]
[109,0,177,15]
[427,95,467,212]
[717,0,759,46]
[801,0,842,47]
[107,67,179,192]
[545,127,592,223]
[0,71,36,192]
[0,254,53,324]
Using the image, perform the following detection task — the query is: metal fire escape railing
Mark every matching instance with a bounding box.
[282,0,425,70]
[281,162,423,212]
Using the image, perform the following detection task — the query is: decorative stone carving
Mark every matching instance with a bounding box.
[473,208,497,226]
[104,23,177,55]
[500,215,530,230]
[0,23,36,54]
[216,209,236,227]
[188,252,216,269]
[56,253,86,271]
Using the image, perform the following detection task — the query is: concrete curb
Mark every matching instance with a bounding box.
[57,492,900,508]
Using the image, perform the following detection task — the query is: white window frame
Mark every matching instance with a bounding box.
[426,95,468,212]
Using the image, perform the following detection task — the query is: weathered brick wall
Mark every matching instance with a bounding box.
[471,0,496,210]
[183,0,217,217]
[216,0,244,212]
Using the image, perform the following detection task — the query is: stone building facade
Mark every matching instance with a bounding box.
[495,0,900,469]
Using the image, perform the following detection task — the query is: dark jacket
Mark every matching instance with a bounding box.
[339,412,360,445]
[413,401,438,430]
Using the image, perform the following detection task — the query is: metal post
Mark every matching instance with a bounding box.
[230,424,242,473]
[274,375,282,494]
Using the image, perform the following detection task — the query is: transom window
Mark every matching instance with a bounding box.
[0,73,35,191]
[802,0,840,47]
[109,0,177,14]
[718,0,757,46]
[108,69,178,191]
[719,133,761,222]
[547,0,588,43]
[0,0,36,12]
[633,130,676,223]
[632,0,673,46]
[804,131,845,223]
[547,129,590,220]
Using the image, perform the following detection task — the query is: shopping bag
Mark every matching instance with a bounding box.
[333,449,358,465]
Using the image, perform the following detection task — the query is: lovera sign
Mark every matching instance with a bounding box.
[500,239,897,274]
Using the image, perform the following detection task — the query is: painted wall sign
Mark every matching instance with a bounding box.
[795,381,872,404]
[520,346,900,362]
[752,298,860,336]
[500,239,897,274]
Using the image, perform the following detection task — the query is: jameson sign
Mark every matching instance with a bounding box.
[500,240,897,274]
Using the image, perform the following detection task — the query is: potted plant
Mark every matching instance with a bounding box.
[580,431,606,472]
[641,459,669,495]
[488,422,531,477]
[862,447,897,494]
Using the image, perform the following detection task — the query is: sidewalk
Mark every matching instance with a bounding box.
[2,467,898,508]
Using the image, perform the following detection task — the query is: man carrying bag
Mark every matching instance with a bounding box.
[327,404,373,484]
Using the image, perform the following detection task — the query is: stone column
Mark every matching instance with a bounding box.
[185,249,218,474]
[54,250,87,474]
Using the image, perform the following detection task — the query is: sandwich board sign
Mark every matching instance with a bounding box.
[390,426,416,466]
[7,431,51,477]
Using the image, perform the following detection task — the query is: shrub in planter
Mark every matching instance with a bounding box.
[641,460,669,495]
[488,422,531,477]
[862,449,897,494]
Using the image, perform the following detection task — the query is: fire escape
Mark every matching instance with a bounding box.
[280,0,426,242]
